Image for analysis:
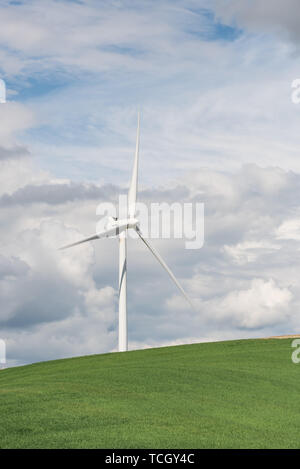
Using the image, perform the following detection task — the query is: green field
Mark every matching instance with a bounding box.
[0,338,299,448]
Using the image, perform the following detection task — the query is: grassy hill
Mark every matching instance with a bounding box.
[0,338,299,449]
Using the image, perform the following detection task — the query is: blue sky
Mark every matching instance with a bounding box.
[1,1,245,183]
[1,0,300,366]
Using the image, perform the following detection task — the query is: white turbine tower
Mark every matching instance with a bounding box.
[60,113,193,352]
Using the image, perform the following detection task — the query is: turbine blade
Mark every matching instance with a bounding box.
[59,220,127,250]
[136,227,194,309]
[59,233,100,250]
[128,111,140,218]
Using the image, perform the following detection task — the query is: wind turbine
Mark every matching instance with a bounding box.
[60,113,193,352]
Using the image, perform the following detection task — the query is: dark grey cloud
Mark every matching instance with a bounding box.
[213,0,300,44]
[0,252,82,329]
[0,255,29,279]
[0,182,119,206]
[0,145,30,161]
[4,276,84,329]
[140,186,190,203]
[2,164,300,366]
[0,181,190,208]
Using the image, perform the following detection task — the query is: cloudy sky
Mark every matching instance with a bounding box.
[1,0,300,367]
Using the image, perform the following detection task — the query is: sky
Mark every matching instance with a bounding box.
[1,0,300,367]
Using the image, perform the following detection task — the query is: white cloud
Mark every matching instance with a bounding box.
[2,158,300,365]
[223,241,280,265]
[0,0,218,77]
[1,1,299,186]
[218,278,292,329]
[0,102,35,143]
[276,218,300,241]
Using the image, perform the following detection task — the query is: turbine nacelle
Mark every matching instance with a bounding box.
[103,217,138,236]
